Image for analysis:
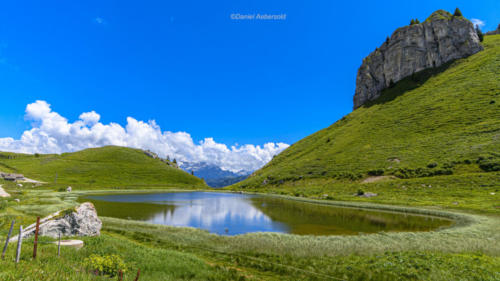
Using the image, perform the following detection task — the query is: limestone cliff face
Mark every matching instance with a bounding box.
[353,10,483,109]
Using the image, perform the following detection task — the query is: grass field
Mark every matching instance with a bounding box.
[1,187,499,280]
[0,146,206,190]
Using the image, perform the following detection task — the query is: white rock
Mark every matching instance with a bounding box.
[11,202,102,241]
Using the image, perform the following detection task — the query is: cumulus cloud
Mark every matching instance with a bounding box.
[79,111,100,126]
[471,18,485,28]
[0,101,289,173]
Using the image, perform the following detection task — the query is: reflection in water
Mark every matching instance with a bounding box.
[86,192,288,235]
[82,192,452,236]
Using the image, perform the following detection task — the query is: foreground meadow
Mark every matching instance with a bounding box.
[1,179,499,280]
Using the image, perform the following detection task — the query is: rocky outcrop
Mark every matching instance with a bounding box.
[10,202,102,241]
[353,10,483,109]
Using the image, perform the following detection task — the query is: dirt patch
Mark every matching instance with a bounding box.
[0,185,10,197]
[387,158,400,163]
[20,177,46,184]
[362,176,394,183]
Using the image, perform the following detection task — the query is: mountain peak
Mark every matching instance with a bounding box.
[353,9,482,109]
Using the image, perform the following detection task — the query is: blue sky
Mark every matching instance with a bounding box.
[0,0,498,147]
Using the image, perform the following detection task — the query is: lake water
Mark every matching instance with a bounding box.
[80,192,452,235]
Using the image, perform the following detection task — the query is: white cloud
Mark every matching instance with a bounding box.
[94,17,106,25]
[0,101,289,173]
[79,111,100,126]
[471,18,485,28]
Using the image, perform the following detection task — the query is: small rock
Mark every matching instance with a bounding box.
[357,192,378,198]
[14,199,20,203]
[452,202,459,205]
[17,184,23,187]
[322,194,329,198]
[52,239,84,249]
[491,192,496,195]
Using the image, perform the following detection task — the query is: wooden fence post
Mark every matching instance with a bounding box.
[57,232,61,257]
[33,217,40,259]
[134,269,141,281]
[1,220,14,260]
[15,225,22,263]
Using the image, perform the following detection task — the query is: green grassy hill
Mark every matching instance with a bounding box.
[232,35,500,212]
[0,146,206,189]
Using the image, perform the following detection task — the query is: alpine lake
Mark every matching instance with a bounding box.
[79,191,453,236]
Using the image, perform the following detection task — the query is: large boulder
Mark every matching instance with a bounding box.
[353,10,483,109]
[11,202,102,241]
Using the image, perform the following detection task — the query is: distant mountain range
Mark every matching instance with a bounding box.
[180,162,250,187]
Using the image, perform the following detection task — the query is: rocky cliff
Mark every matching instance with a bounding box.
[353,10,483,109]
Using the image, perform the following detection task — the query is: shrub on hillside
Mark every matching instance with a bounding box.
[392,166,452,179]
[427,162,438,168]
[368,169,384,176]
[335,172,362,181]
[476,25,484,42]
[478,158,500,172]
[84,254,127,277]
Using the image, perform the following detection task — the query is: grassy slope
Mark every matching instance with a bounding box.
[238,35,499,185]
[232,36,500,212]
[0,146,206,189]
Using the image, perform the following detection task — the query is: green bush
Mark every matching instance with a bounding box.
[478,158,500,172]
[427,162,438,168]
[392,166,452,179]
[84,254,127,277]
[476,27,484,42]
[368,169,384,176]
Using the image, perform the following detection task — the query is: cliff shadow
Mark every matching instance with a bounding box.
[361,60,456,108]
